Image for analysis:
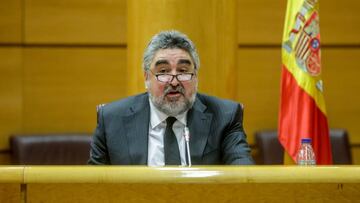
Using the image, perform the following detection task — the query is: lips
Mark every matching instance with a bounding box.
[167,90,180,94]
[164,88,184,100]
[166,91,182,97]
[164,85,185,101]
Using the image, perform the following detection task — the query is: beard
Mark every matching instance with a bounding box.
[147,82,197,116]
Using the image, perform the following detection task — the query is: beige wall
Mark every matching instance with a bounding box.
[0,0,359,163]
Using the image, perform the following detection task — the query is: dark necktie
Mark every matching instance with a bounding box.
[164,117,181,165]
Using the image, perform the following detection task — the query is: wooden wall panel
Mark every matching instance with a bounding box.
[237,0,286,44]
[24,0,126,44]
[321,0,360,44]
[322,49,360,144]
[0,152,12,164]
[0,48,22,149]
[22,48,127,133]
[0,0,22,43]
[236,48,281,144]
[238,0,360,45]
[0,184,20,203]
[352,147,360,165]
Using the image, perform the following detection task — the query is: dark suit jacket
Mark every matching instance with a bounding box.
[88,93,254,165]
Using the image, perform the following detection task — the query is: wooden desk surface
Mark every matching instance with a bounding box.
[22,165,360,183]
[1,166,360,203]
[0,166,23,183]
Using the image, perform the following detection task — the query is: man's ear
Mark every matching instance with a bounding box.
[144,71,149,89]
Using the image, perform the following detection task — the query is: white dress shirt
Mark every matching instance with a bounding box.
[147,99,188,166]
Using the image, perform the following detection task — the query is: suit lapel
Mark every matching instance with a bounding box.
[121,93,213,165]
[187,96,213,164]
[123,94,150,165]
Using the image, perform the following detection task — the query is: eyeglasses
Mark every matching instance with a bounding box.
[149,70,195,83]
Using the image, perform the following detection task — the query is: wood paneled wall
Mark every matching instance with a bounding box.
[0,0,128,151]
[127,0,238,99]
[24,0,127,44]
[0,0,22,43]
[0,48,22,149]
[0,0,359,163]
[22,48,127,133]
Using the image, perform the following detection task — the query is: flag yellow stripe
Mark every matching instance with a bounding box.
[282,0,327,115]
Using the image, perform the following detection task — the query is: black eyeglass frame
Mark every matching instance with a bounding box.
[148,70,196,83]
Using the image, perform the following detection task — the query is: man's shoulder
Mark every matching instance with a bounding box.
[196,93,240,109]
[101,93,148,115]
[196,93,243,122]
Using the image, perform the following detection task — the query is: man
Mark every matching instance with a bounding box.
[88,30,254,166]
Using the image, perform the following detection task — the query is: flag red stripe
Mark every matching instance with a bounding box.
[278,65,332,164]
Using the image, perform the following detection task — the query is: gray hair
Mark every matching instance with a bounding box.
[142,30,200,72]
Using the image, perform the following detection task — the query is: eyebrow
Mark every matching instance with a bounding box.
[178,59,192,66]
[154,60,170,67]
[154,59,192,67]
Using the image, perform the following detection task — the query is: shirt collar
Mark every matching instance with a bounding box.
[149,98,188,129]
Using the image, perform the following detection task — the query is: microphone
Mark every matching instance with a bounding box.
[184,127,191,167]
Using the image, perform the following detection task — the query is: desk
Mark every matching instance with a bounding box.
[1,166,360,202]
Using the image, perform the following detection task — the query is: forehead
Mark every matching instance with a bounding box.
[152,48,192,63]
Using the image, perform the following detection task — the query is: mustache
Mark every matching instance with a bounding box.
[164,85,185,95]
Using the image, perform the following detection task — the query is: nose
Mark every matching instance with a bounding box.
[168,69,180,86]
[169,75,180,86]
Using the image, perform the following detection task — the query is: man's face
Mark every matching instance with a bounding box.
[145,48,198,116]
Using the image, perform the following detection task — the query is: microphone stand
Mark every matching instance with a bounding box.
[184,127,191,167]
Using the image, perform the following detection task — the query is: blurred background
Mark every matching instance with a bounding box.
[0,0,359,164]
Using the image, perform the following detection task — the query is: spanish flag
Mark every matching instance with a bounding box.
[279,0,332,165]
